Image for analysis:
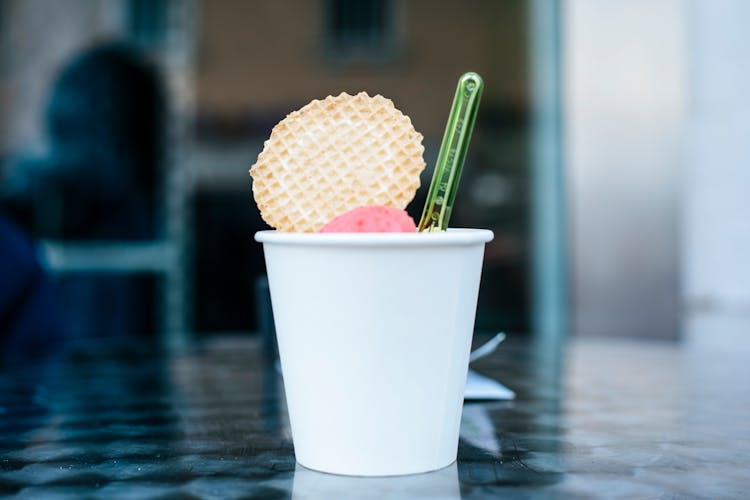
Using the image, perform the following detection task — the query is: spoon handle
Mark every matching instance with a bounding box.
[418,72,484,232]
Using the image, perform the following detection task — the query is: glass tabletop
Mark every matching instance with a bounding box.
[1,331,748,499]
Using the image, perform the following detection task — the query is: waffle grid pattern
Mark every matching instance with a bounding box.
[250,92,426,232]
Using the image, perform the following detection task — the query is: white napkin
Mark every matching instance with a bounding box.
[464,333,515,400]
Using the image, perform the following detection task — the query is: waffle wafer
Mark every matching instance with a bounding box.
[250,92,426,232]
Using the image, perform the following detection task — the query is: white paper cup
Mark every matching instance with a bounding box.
[255,229,493,476]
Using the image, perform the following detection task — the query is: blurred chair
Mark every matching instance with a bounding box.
[3,43,186,341]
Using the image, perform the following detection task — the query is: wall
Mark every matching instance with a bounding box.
[194,0,528,138]
[683,0,750,317]
[0,0,124,154]
[564,0,686,338]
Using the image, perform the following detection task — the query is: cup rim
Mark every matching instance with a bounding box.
[255,228,494,247]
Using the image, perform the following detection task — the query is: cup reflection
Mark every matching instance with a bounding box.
[291,462,460,500]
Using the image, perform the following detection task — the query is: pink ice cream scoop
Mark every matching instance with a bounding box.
[319,205,417,233]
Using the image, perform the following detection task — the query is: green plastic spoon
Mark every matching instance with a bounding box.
[418,72,484,232]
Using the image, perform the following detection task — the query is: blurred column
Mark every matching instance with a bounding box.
[157,0,201,344]
[530,0,567,343]
[564,0,687,339]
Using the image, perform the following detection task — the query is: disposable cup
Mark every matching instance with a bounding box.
[255,229,493,476]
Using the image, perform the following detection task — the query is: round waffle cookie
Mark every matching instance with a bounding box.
[250,92,426,232]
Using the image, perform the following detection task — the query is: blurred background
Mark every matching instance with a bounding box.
[0,0,748,347]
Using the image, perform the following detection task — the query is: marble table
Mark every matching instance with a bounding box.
[1,323,748,499]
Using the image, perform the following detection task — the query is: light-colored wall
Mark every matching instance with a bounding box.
[683,0,750,316]
[565,0,686,338]
[0,0,124,154]
[195,0,527,138]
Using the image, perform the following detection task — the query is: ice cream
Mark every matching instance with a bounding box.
[251,77,493,477]
[319,205,416,233]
